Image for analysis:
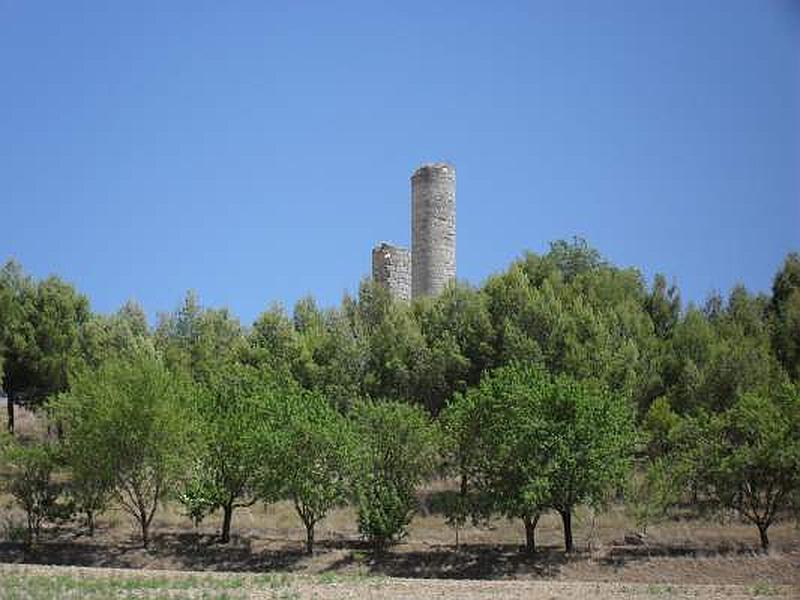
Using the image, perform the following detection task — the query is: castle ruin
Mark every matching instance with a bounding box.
[372,163,456,300]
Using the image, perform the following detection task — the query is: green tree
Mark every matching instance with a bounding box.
[664,287,784,415]
[645,274,681,339]
[79,300,152,368]
[180,363,280,543]
[248,303,302,376]
[539,374,637,552]
[352,280,427,404]
[155,291,245,384]
[0,434,64,546]
[482,242,661,416]
[49,390,112,536]
[439,386,487,547]
[1,262,90,433]
[413,283,494,414]
[350,400,438,550]
[275,388,354,554]
[771,253,800,380]
[672,386,800,550]
[625,457,680,536]
[57,353,195,547]
[448,364,636,553]
[444,364,550,553]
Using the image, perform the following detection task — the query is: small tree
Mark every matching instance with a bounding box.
[625,458,680,536]
[0,435,64,546]
[448,364,551,553]
[57,354,194,548]
[675,386,800,551]
[180,363,278,543]
[350,400,438,550]
[276,389,354,554]
[439,388,487,549]
[50,392,113,536]
[539,375,637,553]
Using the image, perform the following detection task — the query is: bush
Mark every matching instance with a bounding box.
[0,436,65,546]
[350,400,438,550]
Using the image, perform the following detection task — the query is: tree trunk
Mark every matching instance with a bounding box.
[6,395,14,434]
[26,512,34,548]
[140,518,149,549]
[86,510,95,537]
[758,523,770,552]
[523,514,539,554]
[220,502,234,544]
[560,509,574,553]
[305,521,315,555]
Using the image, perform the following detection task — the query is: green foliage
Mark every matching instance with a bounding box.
[446,363,550,551]
[79,300,152,368]
[54,353,196,547]
[771,253,800,380]
[439,384,486,538]
[248,303,302,376]
[413,283,494,414]
[625,458,680,535]
[0,261,91,431]
[155,291,246,384]
[274,389,354,554]
[539,374,637,551]
[0,435,65,546]
[669,385,800,550]
[356,281,427,404]
[664,288,785,415]
[51,390,113,536]
[482,242,661,416]
[178,362,279,543]
[445,363,637,552]
[350,400,439,549]
[642,397,680,457]
[645,274,681,339]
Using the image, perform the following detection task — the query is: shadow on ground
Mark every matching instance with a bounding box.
[0,526,795,581]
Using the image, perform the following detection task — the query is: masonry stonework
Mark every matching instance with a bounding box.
[372,243,412,302]
[371,163,456,302]
[411,163,456,299]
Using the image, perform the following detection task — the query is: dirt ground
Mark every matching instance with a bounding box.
[0,563,798,600]
[1,498,798,587]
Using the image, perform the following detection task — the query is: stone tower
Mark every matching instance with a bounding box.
[372,242,411,302]
[411,163,456,299]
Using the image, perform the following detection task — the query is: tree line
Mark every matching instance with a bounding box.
[1,238,799,553]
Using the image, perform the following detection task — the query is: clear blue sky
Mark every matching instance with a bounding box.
[2,1,798,325]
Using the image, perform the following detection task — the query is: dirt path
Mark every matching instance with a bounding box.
[1,563,797,599]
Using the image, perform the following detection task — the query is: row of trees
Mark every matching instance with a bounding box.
[0,352,438,552]
[1,239,799,552]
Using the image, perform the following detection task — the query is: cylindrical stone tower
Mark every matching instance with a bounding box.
[372,242,411,302]
[411,163,456,298]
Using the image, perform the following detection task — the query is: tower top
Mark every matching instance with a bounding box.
[411,163,456,180]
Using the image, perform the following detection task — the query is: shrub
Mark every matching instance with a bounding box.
[0,435,65,546]
[350,400,438,550]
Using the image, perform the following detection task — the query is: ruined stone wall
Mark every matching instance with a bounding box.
[411,163,456,299]
[372,243,411,302]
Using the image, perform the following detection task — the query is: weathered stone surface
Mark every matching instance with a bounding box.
[372,242,411,302]
[411,163,456,299]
